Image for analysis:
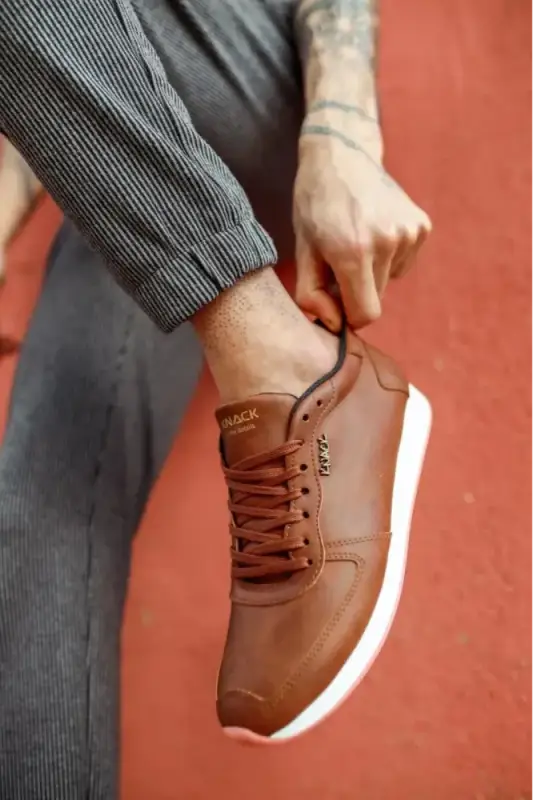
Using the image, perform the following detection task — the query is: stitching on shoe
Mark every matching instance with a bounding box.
[269,554,365,707]
[327,533,392,548]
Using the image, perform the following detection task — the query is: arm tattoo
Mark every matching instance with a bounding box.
[295,0,379,67]
[307,99,376,122]
[295,0,381,132]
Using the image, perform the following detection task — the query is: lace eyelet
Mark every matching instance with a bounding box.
[303,538,310,546]
[317,399,323,407]
[302,413,310,422]
[301,487,309,495]
[303,511,310,519]
[300,464,308,472]
[307,558,314,566]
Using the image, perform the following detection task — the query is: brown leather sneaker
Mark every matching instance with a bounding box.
[215,330,431,743]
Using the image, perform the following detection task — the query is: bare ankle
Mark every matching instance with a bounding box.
[193,268,338,403]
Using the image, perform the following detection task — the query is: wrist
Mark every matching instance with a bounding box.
[302,58,383,160]
[300,106,384,165]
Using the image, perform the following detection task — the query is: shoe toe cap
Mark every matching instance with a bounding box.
[217,688,279,737]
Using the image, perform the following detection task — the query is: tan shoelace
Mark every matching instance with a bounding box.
[223,440,311,580]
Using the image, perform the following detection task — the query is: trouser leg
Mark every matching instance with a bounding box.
[0,223,202,799]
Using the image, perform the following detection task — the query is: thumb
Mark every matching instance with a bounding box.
[295,237,343,333]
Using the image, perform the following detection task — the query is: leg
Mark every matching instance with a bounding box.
[134,0,303,261]
[133,0,339,399]
[0,0,333,793]
[0,222,202,799]
[0,4,304,794]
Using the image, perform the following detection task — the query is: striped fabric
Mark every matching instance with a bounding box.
[0,0,278,332]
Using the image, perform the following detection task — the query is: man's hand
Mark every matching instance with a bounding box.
[293,130,432,332]
[293,0,432,332]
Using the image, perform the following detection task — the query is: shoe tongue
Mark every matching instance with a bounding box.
[215,393,296,466]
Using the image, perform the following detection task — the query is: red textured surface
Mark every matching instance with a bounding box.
[0,0,530,797]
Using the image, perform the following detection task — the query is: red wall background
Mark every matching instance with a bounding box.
[0,0,530,797]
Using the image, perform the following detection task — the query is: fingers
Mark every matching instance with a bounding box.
[391,221,431,278]
[336,247,381,330]
[372,233,395,296]
[296,209,432,332]
[295,237,343,333]
[330,214,431,329]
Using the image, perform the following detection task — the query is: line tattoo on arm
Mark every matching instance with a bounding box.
[306,100,377,122]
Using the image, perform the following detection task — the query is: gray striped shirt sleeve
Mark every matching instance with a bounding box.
[0,0,278,332]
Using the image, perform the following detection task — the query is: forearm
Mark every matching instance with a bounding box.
[294,0,383,161]
[0,1,276,331]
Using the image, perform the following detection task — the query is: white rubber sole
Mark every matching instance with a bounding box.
[225,384,432,745]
